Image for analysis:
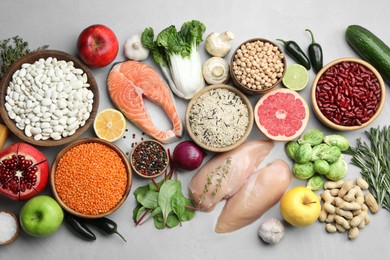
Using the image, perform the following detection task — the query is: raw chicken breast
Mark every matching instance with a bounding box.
[215,159,291,233]
[188,140,274,212]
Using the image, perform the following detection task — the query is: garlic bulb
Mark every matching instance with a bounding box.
[258,218,285,244]
[124,34,149,61]
[205,31,235,58]
[202,57,229,85]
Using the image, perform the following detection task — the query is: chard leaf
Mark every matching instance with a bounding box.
[171,191,186,218]
[180,198,196,222]
[166,213,180,228]
[154,214,165,229]
[134,184,149,198]
[158,180,181,225]
[137,190,159,209]
[149,179,164,192]
[132,204,143,223]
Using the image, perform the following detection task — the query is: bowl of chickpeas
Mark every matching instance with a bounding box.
[230,38,286,95]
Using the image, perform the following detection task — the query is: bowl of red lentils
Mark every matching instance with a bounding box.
[230,38,286,95]
[311,58,386,131]
[50,138,132,218]
[130,140,169,179]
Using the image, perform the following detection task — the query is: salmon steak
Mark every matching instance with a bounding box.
[107,61,183,143]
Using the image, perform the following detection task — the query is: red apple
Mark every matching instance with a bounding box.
[77,24,119,68]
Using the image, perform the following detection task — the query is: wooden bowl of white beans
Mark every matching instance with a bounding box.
[230,38,286,95]
[0,50,99,146]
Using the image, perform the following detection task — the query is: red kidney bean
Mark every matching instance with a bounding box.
[315,61,381,127]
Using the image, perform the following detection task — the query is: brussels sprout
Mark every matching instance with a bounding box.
[306,175,324,191]
[324,134,350,152]
[312,144,341,163]
[325,155,347,181]
[292,162,314,180]
[298,129,325,146]
[295,143,313,163]
[285,141,300,161]
[313,159,330,175]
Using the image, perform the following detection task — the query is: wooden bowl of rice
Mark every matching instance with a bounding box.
[185,84,253,153]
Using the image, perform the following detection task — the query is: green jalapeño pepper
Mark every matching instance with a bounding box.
[305,29,323,73]
[276,38,311,70]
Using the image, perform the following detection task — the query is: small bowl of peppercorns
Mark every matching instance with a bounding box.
[230,38,287,95]
[130,140,169,179]
[311,58,386,131]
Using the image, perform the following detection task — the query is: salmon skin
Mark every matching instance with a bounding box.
[107,61,183,143]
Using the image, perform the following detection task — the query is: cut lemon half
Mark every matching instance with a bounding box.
[93,108,126,142]
[282,64,309,91]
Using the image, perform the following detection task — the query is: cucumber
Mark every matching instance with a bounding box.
[346,25,390,84]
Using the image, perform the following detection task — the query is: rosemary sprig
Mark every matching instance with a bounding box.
[0,36,48,78]
[348,126,390,212]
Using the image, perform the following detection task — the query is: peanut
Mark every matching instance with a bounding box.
[338,179,355,197]
[339,201,361,211]
[343,186,361,202]
[335,223,346,233]
[318,208,328,222]
[364,193,379,214]
[334,197,345,207]
[321,190,334,204]
[348,227,359,240]
[323,202,336,214]
[325,214,336,223]
[358,220,366,229]
[350,212,365,227]
[325,223,337,233]
[329,189,340,197]
[335,215,350,230]
[336,208,353,220]
[356,178,369,190]
[355,196,365,206]
[364,213,370,225]
[324,180,344,190]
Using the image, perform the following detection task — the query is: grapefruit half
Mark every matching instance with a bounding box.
[254,88,309,141]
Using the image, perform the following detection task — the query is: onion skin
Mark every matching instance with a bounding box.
[172,141,205,171]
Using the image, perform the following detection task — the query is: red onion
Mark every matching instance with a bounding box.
[172,141,205,171]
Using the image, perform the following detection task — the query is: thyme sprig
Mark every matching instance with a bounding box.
[347,126,390,212]
[0,36,48,78]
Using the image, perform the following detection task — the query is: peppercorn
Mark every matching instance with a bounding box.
[131,140,168,177]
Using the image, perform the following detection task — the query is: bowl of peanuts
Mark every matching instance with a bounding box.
[230,38,286,95]
[50,138,132,218]
[0,50,99,147]
[311,58,385,131]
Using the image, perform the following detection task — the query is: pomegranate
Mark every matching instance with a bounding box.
[0,143,49,200]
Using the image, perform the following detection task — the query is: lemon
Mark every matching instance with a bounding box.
[93,108,126,142]
[280,186,321,227]
[282,64,309,91]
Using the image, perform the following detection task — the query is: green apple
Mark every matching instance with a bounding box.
[19,195,64,237]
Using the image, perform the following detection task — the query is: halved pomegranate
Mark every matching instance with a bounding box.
[0,143,49,200]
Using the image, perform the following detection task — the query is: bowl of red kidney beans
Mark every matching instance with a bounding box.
[311,58,386,131]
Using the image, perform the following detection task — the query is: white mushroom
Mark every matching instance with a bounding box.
[124,34,149,61]
[205,31,235,58]
[202,57,229,85]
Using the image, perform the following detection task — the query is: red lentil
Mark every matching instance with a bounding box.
[55,143,128,215]
[315,61,381,126]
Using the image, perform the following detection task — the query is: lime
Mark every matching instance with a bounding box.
[282,64,309,91]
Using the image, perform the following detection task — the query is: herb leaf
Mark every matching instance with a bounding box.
[137,190,159,209]
[0,36,48,78]
[166,213,180,228]
[171,190,186,218]
[348,126,390,211]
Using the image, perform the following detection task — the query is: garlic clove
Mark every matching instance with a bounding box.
[258,218,285,244]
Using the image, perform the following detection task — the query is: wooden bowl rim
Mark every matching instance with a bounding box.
[0,49,99,146]
[0,210,20,245]
[185,84,254,153]
[50,138,132,219]
[311,57,386,131]
[230,38,287,95]
[130,139,169,179]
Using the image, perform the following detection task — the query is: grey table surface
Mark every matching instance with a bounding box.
[0,0,389,259]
